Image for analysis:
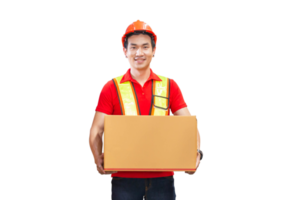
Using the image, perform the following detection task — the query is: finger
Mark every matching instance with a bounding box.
[106,171,117,176]
[105,171,118,174]
[99,171,105,175]
[100,164,106,174]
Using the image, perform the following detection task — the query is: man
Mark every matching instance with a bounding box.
[89,20,202,200]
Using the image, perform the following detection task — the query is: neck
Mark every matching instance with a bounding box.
[130,67,151,87]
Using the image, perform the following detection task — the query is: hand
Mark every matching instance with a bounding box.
[96,153,117,175]
[185,152,201,175]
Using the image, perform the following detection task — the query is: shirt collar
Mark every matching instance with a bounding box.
[120,68,162,84]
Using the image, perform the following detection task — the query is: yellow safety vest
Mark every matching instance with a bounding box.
[112,75,170,116]
[111,72,194,174]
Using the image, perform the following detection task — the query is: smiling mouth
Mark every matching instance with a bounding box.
[135,59,146,63]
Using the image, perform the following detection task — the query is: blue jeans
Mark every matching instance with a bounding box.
[111,176,176,200]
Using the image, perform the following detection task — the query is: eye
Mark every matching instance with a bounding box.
[131,47,136,49]
[144,46,149,49]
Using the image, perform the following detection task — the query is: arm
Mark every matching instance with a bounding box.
[88,111,106,165]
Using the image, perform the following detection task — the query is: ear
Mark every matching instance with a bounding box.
[123,47,127,57]
[152,46,156,55]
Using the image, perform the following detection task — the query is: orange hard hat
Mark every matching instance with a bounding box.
[122,20,157,47]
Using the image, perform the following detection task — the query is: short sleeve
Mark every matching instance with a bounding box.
[95,80,114,115]
[169,79,187,114]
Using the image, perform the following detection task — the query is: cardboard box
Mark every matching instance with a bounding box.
[104,115,197,171]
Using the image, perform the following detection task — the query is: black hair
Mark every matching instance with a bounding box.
[123,31,156,50]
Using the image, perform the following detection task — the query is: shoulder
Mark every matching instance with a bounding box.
[100,77,121,96]
[157,72,177,85]
[169,79,179,89]
[102,77,114,88]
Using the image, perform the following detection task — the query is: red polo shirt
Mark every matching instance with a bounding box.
[95,68,187,178]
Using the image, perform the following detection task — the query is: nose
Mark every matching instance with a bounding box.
[136,47,143,56]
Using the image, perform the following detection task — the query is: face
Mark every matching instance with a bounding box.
[123,34,156,70]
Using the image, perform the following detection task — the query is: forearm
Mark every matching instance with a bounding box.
[89,128,103,164]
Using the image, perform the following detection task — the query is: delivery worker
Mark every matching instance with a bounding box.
[89,20,203,200]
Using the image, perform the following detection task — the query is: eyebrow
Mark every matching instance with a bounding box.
[129,43,150,46]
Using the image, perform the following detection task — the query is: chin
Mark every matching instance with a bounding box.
[133,65,148,70]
